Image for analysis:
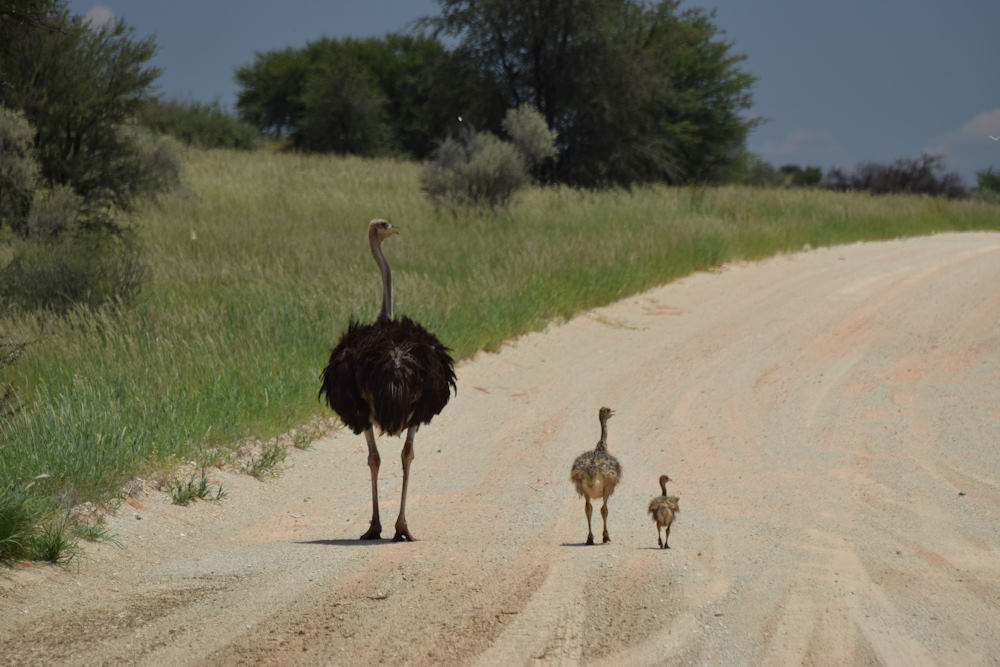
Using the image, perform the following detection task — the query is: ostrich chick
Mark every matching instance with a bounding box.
[570,407,622,545]
[647,474,680,549]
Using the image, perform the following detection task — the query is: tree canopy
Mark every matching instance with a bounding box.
[233,1,757,186]
[420,0,759,186]
[235,34,497,159]
[1,0,167,211]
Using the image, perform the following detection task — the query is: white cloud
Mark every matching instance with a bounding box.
[930,108,1000,153]
[83,4,116,29]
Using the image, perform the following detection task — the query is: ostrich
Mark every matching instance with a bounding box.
[647,474,680,549]
[319,219,456,542]
[570,407,622,545]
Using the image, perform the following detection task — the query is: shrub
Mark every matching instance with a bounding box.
[0,483,36,562]
[825,153,966,198]
[722,151,784,187]
[779,164,823,187]
[421,128,528,210]
[0,106,40,234]
[502,104,558,171]
[420,106,559,210]
[137,99,259,150]
[0,227,150,313]
[24,185,82,240]
[1,337,25,421]
[976,166,1000,195]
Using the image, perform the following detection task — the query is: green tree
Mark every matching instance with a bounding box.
[422,0,758,186]
[0,3,168,210]
[295,54,390,155]
[235,33,502,158]
[234,47,308,139]
[0,2,166,311]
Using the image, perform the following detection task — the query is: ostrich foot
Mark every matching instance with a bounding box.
[392,528,416,542]
[393,519,415,542]
[360,521,382,540]
[586,534,595,545]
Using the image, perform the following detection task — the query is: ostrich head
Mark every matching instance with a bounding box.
[369,218,399,244]
[659,474,672,494]
[595,406,614,450]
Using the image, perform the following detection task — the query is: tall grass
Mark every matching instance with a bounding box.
[2,147,998,511]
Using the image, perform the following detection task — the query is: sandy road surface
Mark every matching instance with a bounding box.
[2,232,1000,666]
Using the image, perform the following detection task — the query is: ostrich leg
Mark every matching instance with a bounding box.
[584,497,595,545]
[360,428,382,539]
[393,425,418,542]
[601,494,611,543]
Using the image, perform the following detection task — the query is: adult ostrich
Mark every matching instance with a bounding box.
[320,219,456,541]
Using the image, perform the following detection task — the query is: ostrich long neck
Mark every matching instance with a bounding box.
[660,477,668,496]
[370,233,393,320]
[596,416,609,451]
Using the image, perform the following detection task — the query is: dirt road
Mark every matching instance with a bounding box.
[3,232,999,666]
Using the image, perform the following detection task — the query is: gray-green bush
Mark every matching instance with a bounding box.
[0,106,40,234]
[421,128,527,209]
[421,106,558,210]
[501,104,558,171]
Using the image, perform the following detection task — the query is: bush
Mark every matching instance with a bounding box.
[0,483,37,563]
[975,166,1000,195]
[0,113,161,314]
[420,106,559,210]
[137,99,259,150]
[722,151,783,187]
[779,164,823,187]
[0,227,150,313]
[0,337,25,421]
[24,185,82,240]
[421,128,528,210]
[825,153,966,198]
[502,104,558,171]
[0,106,41,234]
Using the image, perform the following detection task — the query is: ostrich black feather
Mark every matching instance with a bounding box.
[320,315,456,436]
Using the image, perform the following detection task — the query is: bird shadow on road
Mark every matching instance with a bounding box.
[559,542,607,547]
[297,538,391,547]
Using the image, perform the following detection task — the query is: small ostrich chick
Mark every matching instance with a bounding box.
[570,407,622,545]
[648,474,680,549]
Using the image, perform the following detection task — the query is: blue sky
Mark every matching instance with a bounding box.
[68,0,1000,185]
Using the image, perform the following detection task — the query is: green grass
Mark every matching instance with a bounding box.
[1,146,999,530]
[240,440,289,479]
[167,467,226,506]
